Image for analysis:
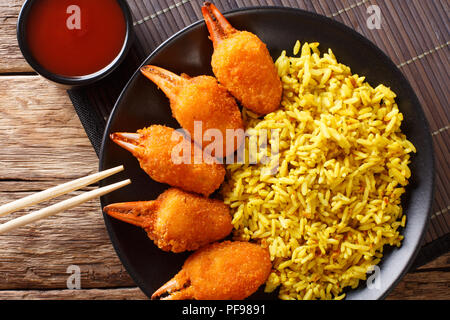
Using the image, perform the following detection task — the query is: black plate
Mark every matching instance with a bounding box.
[99,7,434,300]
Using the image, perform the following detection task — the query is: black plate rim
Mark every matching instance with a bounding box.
[99,5,435,300]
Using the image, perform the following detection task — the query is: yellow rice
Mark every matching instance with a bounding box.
[221,41,416,300]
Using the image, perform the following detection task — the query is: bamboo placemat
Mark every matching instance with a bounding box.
[67,0,450,268]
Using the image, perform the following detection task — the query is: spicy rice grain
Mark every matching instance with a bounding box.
[221,41,415,300]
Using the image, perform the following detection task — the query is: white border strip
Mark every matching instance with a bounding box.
[133,0,192,26]
[431,206,450,219]
[432,125,450,136]
[134,0,370,26]
[397,41,450,68]
[328,0,369,18]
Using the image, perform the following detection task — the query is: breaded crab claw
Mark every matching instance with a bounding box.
[202,2,282,115]
[151,241,272,300]
[103,188,232,253]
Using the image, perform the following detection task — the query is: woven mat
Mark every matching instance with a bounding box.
[67,0,450,268]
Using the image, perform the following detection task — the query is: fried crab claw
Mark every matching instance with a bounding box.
[151,241,272,300]
[140,65,244,157]
[103,188,233,253]
[110,125,225,197]
[201,2,282,115]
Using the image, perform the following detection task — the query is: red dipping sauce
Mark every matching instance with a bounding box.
[26,0,126,77]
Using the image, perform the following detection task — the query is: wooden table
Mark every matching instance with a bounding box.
[0,0,448,300]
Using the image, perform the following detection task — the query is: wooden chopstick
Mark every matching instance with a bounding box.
[0,166,130,235]
[0,165,124,217]
[0,179,131,235]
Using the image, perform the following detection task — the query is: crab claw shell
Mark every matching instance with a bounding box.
[109,132,141,155]
[151,270,195,300]
[103,201,159,229]
[140,65,189,102]
[201,2,237,47]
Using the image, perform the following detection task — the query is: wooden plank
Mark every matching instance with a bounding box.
[0,184,136,289]
[387,251,450,299]
[387,270,450,300]
[0,75,97,180]
[0,287,147,300]
[0,267,449,300]
[0,266,449,300]
[0,266,448,299]
[415,251,450,270]
[0,0,32,73]
[0,76,136,290]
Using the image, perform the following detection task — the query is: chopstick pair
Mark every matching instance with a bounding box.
[0,165,130,235]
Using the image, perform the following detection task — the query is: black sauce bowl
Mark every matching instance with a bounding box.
[17,0,134,88]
